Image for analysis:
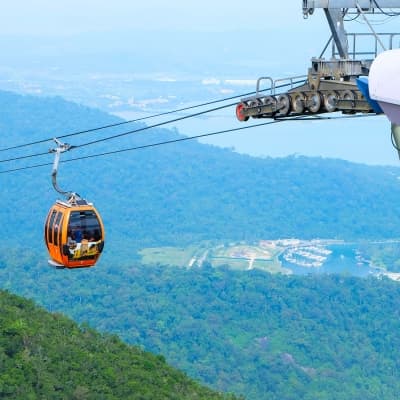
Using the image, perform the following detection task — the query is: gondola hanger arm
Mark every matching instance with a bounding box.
[49,138,75,198]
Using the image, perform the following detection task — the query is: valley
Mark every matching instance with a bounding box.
[2,89,400,399]
[139,238,400,279]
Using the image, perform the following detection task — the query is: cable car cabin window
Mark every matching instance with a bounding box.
[44,212,51,247]
[66,210,102,261]
[53,212,63,247]
[68,210,102,240]
[47,210,57,244]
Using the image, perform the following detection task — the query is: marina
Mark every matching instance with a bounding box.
[280,242,380,277]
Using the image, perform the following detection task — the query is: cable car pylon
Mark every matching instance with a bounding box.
[235,1,400,122]
[44,139,105,269]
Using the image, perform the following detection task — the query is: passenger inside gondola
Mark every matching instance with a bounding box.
[66,210,103,260]
[74,228,82,243]
[67,230,77,249]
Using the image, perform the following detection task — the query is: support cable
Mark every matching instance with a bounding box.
[0,102,236,163]
[0,79,306,153]
[0,113,378,175]
[372,0,400,17]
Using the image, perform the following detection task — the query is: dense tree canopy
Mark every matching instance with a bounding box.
[0,289,239,400]
[2,248,400,400]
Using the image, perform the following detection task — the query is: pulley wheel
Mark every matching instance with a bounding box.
[259,96,277,116]
[307,91,322,113]
[276,94,291,116]
[341,90,356,102]
[236,103,249,122]
[323,91,339,113]
[261,96,276,106]
[290,92,305,114]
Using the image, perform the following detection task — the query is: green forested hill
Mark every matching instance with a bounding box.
[2,90,400,400]
[1,89,400,259]
[3,252,400,400]
[0,289,239,400]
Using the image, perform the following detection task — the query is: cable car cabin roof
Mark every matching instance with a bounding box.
[45,200,105,269]
[55,198,93,208]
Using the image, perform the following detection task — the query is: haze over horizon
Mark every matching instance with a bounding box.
[1,1,399,165]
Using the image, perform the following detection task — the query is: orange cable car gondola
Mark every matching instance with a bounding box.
[44,139,105,269]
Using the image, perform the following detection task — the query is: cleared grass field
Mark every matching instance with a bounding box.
[139,241,290,274]
[139,246,201,267]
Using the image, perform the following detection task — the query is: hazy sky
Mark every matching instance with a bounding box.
[0,1,328,74]
[1,1,399,165]
[0,1,320,34]
[0,1,332,79]
[3,1,397,35]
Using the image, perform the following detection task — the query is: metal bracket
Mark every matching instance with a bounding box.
[324,8,349,58]
[49,138,74,198]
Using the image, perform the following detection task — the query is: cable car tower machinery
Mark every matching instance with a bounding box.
[236,0,400,121]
